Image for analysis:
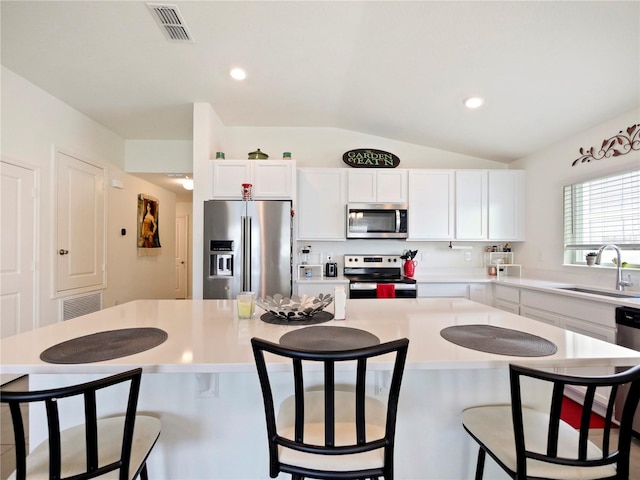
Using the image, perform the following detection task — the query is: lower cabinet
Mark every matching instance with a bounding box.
[418,283,491,305]
[494,285,520,314]
[295,281,348,298]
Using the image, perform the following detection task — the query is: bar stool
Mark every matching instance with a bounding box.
[252,336,409,480]
[1,368,161,480]
[461,363,640,480]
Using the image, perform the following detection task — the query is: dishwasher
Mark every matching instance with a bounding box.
[614,306,640,437]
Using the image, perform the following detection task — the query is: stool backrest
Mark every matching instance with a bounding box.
[251,336,409,479]
[1,368,143,480]
[509,363,640,479]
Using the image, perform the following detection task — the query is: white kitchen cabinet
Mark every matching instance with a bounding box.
[211,160,295,199]
[519,306,561,327]
[495,299,520,314]
[295,281,348,298]
[418,283,469,298]
[297,168,346,240]
[455,170,488,240]
[493,284,520,314]
[347,169,407,203]
[454,170,525,241]
[417,282,491,305]
[488,170,525,241]
[498,286,617,343]
[407,170,455,240]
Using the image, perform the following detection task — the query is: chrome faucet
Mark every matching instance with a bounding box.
[595,244,634,291]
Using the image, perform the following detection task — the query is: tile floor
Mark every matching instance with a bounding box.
[1,374,640,479]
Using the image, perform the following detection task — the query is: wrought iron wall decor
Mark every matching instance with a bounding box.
[572,123,639,166]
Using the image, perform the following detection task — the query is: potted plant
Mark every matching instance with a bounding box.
[585,252,597,266]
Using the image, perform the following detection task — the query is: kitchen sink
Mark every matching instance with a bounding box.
[556,287,639,298]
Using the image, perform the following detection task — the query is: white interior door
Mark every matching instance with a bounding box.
[56,151,105,292]
[1,160,37,384]
[175,214,188,299]
[1,160,37,338]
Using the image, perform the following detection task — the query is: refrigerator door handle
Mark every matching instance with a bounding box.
[241,216,251,291]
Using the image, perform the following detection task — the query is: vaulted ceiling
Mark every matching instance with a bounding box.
[2,1,638,164]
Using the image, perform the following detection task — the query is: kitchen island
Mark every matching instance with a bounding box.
[2,298,639,479]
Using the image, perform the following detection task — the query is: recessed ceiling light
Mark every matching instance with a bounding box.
[464,96,485,109]
[230,68,247,80]
[182,178,194,190]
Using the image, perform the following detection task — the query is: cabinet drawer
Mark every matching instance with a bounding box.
[418,283,468,298]
[494,285,520,303]
[495,299,520,315]
[520,306,560,327]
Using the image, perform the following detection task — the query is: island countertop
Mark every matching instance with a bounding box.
[5,298,640,479]
[2,298,639,375]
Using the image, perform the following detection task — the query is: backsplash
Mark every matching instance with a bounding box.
[296,240,497,273]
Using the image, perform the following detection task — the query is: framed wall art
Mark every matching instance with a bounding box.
[137,194,161,256]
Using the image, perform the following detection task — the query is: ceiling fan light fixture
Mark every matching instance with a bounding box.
[230,67,247,80]
[464,96,485,109]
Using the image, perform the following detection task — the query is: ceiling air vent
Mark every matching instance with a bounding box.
[147,3,194,43]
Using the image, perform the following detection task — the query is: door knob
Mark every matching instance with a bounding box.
[59,249,69,255]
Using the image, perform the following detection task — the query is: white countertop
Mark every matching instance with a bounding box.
[2,298,639,375]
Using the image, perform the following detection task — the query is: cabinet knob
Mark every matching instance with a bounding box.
[59,249,69,255]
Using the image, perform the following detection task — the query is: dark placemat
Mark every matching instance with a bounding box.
[440,324,557,357]
[280,326,380,351]
[40,328,168,364]
[260,311,334,326]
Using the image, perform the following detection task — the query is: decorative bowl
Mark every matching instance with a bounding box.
[256,293,333,320]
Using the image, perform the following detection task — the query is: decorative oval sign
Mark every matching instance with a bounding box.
[342,149,400,168]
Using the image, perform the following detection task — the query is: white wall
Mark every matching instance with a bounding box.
[1,67,175,326]
[511,108,640,290]
[222,126,504,169]
[125,140,192,173]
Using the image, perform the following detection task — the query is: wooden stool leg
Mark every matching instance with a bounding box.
[475,448,486,480]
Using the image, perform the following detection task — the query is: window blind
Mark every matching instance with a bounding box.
[564,169,640,249]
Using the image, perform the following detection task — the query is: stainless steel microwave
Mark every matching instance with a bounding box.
[346,203,408,239]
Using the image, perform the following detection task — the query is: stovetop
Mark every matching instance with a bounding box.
[343,255,416,284]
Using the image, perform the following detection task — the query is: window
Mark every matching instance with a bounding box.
[563,169,640,268]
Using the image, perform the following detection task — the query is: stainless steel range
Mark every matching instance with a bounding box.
[343,255,417,299]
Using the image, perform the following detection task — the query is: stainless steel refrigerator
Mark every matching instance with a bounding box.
[203,200,293,299]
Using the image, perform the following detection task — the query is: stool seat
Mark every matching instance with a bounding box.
[1,368,160,480]
[462,405,616,480]
[460,363,640,480]
[277,391,386,472]
[8,416,161,480]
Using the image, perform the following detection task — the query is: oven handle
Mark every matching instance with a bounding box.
[350,282,416,290]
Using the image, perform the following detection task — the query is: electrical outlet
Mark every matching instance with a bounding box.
[465,251,471,262]
[327,252,333,262]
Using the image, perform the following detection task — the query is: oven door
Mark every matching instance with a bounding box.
[349,282,417,299]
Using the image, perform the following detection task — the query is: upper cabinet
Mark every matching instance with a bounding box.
[347,169,407,203]
[488,170,525,241]
[211,160,295,199]
[297,169,346,240]
[454,170,525,241]
[407,170,455,240]
[455,170,488,240]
